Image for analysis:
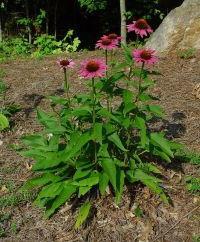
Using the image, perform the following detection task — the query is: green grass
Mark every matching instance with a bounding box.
[0,178,36,238]
[193,235,200,242]
[178,48,196,59]
[185,176,200,195]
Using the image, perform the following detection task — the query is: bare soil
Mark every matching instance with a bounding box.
[0,51,200,242]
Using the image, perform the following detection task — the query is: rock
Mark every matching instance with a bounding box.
[146,0,200,55]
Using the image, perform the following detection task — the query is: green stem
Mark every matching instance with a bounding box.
[124,130,131,164]
[92,78,96,125]
[136,35,139,48]
[105,49,110,112]
[64,69,70,103]
[91,78,97,163]
[105,49,108,67]
[135,62,145,103]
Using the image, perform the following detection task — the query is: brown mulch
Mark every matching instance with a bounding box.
[0,51,200,242]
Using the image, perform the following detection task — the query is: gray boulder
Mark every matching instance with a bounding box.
[146,0,200,54]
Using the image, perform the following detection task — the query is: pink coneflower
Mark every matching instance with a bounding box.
[127,19,153,38]
[133,49,158,65]
[57,59,75,69]
[79,59,107,79]
[107,33,122,44]
[96,36,118,50]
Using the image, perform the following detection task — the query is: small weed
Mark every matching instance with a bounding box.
[134,205,144,218]
[193,235,200,242]
[178,48,196,59]
[175,149,200,165]
[0,212,12,238]
[0,166,21,174]
[0,76,21,131]
[0,179,16,193]
[0,226,5,238]
[185,176,200,195]
[0,69,6,78]
[0,191,36,208]
[10,221,19,234]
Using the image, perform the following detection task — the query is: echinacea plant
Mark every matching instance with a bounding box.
[20,22,184,228]
[127,18,153,38]
[57,58,75,102]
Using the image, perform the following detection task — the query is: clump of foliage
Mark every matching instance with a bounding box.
[178,48,196,59]
[0,73,21,131]
[0,31,80,61]
[193,235,200,242]
[32,30,81,58]
[17,9,46,39]
[0,37,31,61]
[78,0,107,12]
[185,176,200,195]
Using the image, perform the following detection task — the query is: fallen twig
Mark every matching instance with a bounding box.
[153,204,200,241]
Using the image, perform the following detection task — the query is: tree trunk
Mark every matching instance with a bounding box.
[54,0,58,39]
[46,0,49,34]
[25,0,32,44]
[120,0,127,45]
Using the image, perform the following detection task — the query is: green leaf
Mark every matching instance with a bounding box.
[98,143,110,159]
[134,116,147,148]
[32,152,64,170]
[115,169,125,204]
[0,113,9,131]
[45,184,76,218]
[108,132,128,152]
[122,44,133,63]
[75,201,91,229]
[72,106,92,117]
[133,169,168,203]
[78,186,92,197]
[101,158,116,191]
[77,173,99,187]
[143,163,161,174]
[150,133,174,158]
[48,96,68,106]
[153,149,171,163]
[123,89,134,104]
[21,134,47,148]
[134,205,143,217]
[22,173,62,190]
[37,182,63,199]
[20,149,47,160]
[139,93,154,101]
[148,105,164,117]
[123,103,136,115]
[73,169,92,181]
[108,72,125,83]
[122,90,136,115]
[37,109,57,126]
[48,134,60,151]
[99,172,109,196]
[60,131,91,162]
[97,108,121,124]
[37,109,66,134]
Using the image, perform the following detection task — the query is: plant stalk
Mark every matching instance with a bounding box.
[64,68,70,103]
[135,62,145,103]
[92,78,97,163]
[105,49,111,112]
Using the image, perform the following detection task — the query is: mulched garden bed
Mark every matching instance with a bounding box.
[0,51,200,241]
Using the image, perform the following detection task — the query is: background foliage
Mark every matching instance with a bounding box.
[0,0,184,49]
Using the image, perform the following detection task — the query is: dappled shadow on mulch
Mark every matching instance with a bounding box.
[0,51,200,241]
